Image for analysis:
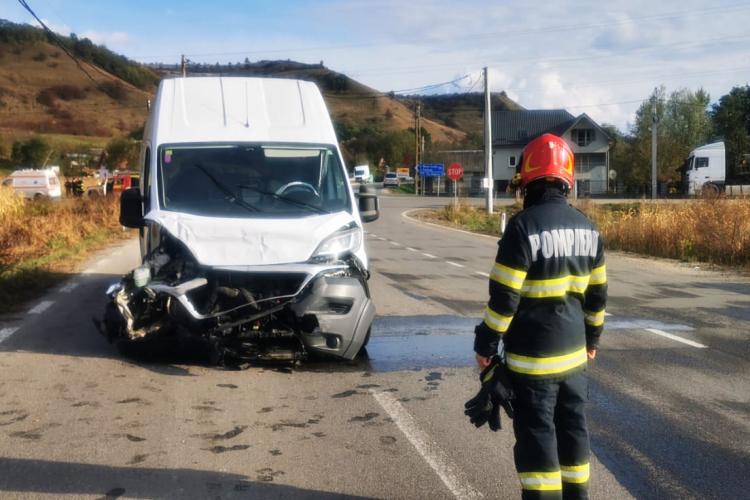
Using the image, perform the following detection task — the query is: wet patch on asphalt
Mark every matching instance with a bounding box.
[205,444,251,454]
[349,412,379,423]
[0,409,29,426]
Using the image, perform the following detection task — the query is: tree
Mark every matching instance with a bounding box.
[628,86,712,187]
[11,137,51,167]
[711,85,750,176]
[105,137,139,169]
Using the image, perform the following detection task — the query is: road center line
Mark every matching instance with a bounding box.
[474,271,490,278]
[0,327,20,344]
[446,261,465,268]
[370,390,483,500]
[422,253,437,259]
[644,328,707,349]
[59,282,80,293]
[406,247,418,252]
[390,241,402,246]
[28,300,54,315]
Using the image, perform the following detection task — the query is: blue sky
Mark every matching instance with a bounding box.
[2,0,749,129]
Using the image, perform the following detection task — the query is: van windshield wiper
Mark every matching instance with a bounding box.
[236,184,328,214]
[193,164,258,213]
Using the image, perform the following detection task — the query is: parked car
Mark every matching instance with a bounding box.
[101,76,380,366]
[383,172,400,187]
[5,167,62,199]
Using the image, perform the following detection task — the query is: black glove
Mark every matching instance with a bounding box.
[464,356,514,431]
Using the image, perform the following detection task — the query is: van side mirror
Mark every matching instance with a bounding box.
[120,187,144,228]
[357,184,379,223]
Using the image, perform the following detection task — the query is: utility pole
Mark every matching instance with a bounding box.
[415,102,422,195]
[181,54,187,78]
[484,66,494,214]
[651,92,658,199]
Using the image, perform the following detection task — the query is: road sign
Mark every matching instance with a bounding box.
[396,167,410,178]
[447,163,464,181]
[417,163,444,177]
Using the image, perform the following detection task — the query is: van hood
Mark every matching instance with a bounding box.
[145,209,359,267]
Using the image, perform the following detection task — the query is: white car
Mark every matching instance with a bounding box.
[383,172,400,187]
[105,76,380,365]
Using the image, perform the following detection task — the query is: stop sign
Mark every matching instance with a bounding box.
[447,163,464,181]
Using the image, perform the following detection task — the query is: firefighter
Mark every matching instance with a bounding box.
[466,133,607,499]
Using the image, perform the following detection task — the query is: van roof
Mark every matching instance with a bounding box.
[151,77,338,146]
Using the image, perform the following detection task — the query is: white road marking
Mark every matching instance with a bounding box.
[28,300,54,315]
[644,328,707,349]
[59,282,79,293]
[474,271,490,278]
[0,327,19,344]
[446,261,465,268]
[422,253,437,259]
[406,247,418,252]
[371,390,483,500]
[605,312,612,317]
[390,241,402,246]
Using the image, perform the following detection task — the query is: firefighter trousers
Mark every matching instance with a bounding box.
[510,372,590,500]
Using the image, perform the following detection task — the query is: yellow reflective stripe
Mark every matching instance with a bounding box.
[589,264,607,285]
[518,471,562,491]
[490,263,527,290]
[584,309,606,327]
[483,307,513,333]
[520,274,590,298]
[561,463,590,483]
[506,347,587,375]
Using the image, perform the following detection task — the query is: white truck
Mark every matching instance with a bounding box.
[682,141,750,196]
[4,167,62,199]
[101,76,380,366]
[353,164,372,184]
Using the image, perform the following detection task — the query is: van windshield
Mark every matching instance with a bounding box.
[157,144,351,218]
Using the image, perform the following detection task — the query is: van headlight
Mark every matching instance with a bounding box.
[310,227,362,262]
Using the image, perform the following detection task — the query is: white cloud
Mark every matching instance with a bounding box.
[80,30,131,46]
[33,18,71,36]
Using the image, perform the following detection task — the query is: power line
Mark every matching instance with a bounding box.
[15,0,99,85]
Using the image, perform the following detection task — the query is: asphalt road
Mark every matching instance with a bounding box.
[1,194,749,499]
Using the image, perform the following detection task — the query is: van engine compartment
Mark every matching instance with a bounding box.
[96,232,374,367]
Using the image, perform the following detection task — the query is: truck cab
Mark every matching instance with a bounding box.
[683,141,726,196]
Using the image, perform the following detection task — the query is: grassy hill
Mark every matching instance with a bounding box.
[0,18,522,172]
[402,92,524,140]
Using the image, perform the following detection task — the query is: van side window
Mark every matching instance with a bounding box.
[142,147,151,212]
[695,157,709,169]
[509,155,517,168]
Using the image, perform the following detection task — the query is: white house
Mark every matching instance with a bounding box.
[492,110,612,195]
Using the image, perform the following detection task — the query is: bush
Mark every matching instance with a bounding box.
[32,51,47,62]
[98,81,128,103]
[36,85,87,107]
[11,137,51,167]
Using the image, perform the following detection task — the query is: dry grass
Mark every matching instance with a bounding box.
[581,199,750,267]
[425,198,750,268]
[418,200,521,236]
[0,188,131,312]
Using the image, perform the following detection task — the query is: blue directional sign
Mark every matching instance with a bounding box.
[417,163,445,177]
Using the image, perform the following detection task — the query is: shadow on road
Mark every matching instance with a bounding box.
[0,457,368,499]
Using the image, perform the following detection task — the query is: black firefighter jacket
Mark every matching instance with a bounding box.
[474,188,607,380]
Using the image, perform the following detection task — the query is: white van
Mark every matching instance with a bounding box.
[102,77,379,365]
[7,168,62,199]
[353,164,372,183]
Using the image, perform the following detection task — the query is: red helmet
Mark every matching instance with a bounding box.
[519,133,574,190]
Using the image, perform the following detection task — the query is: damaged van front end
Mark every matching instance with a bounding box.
[101,204,377,365]
[98,77,379,366]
